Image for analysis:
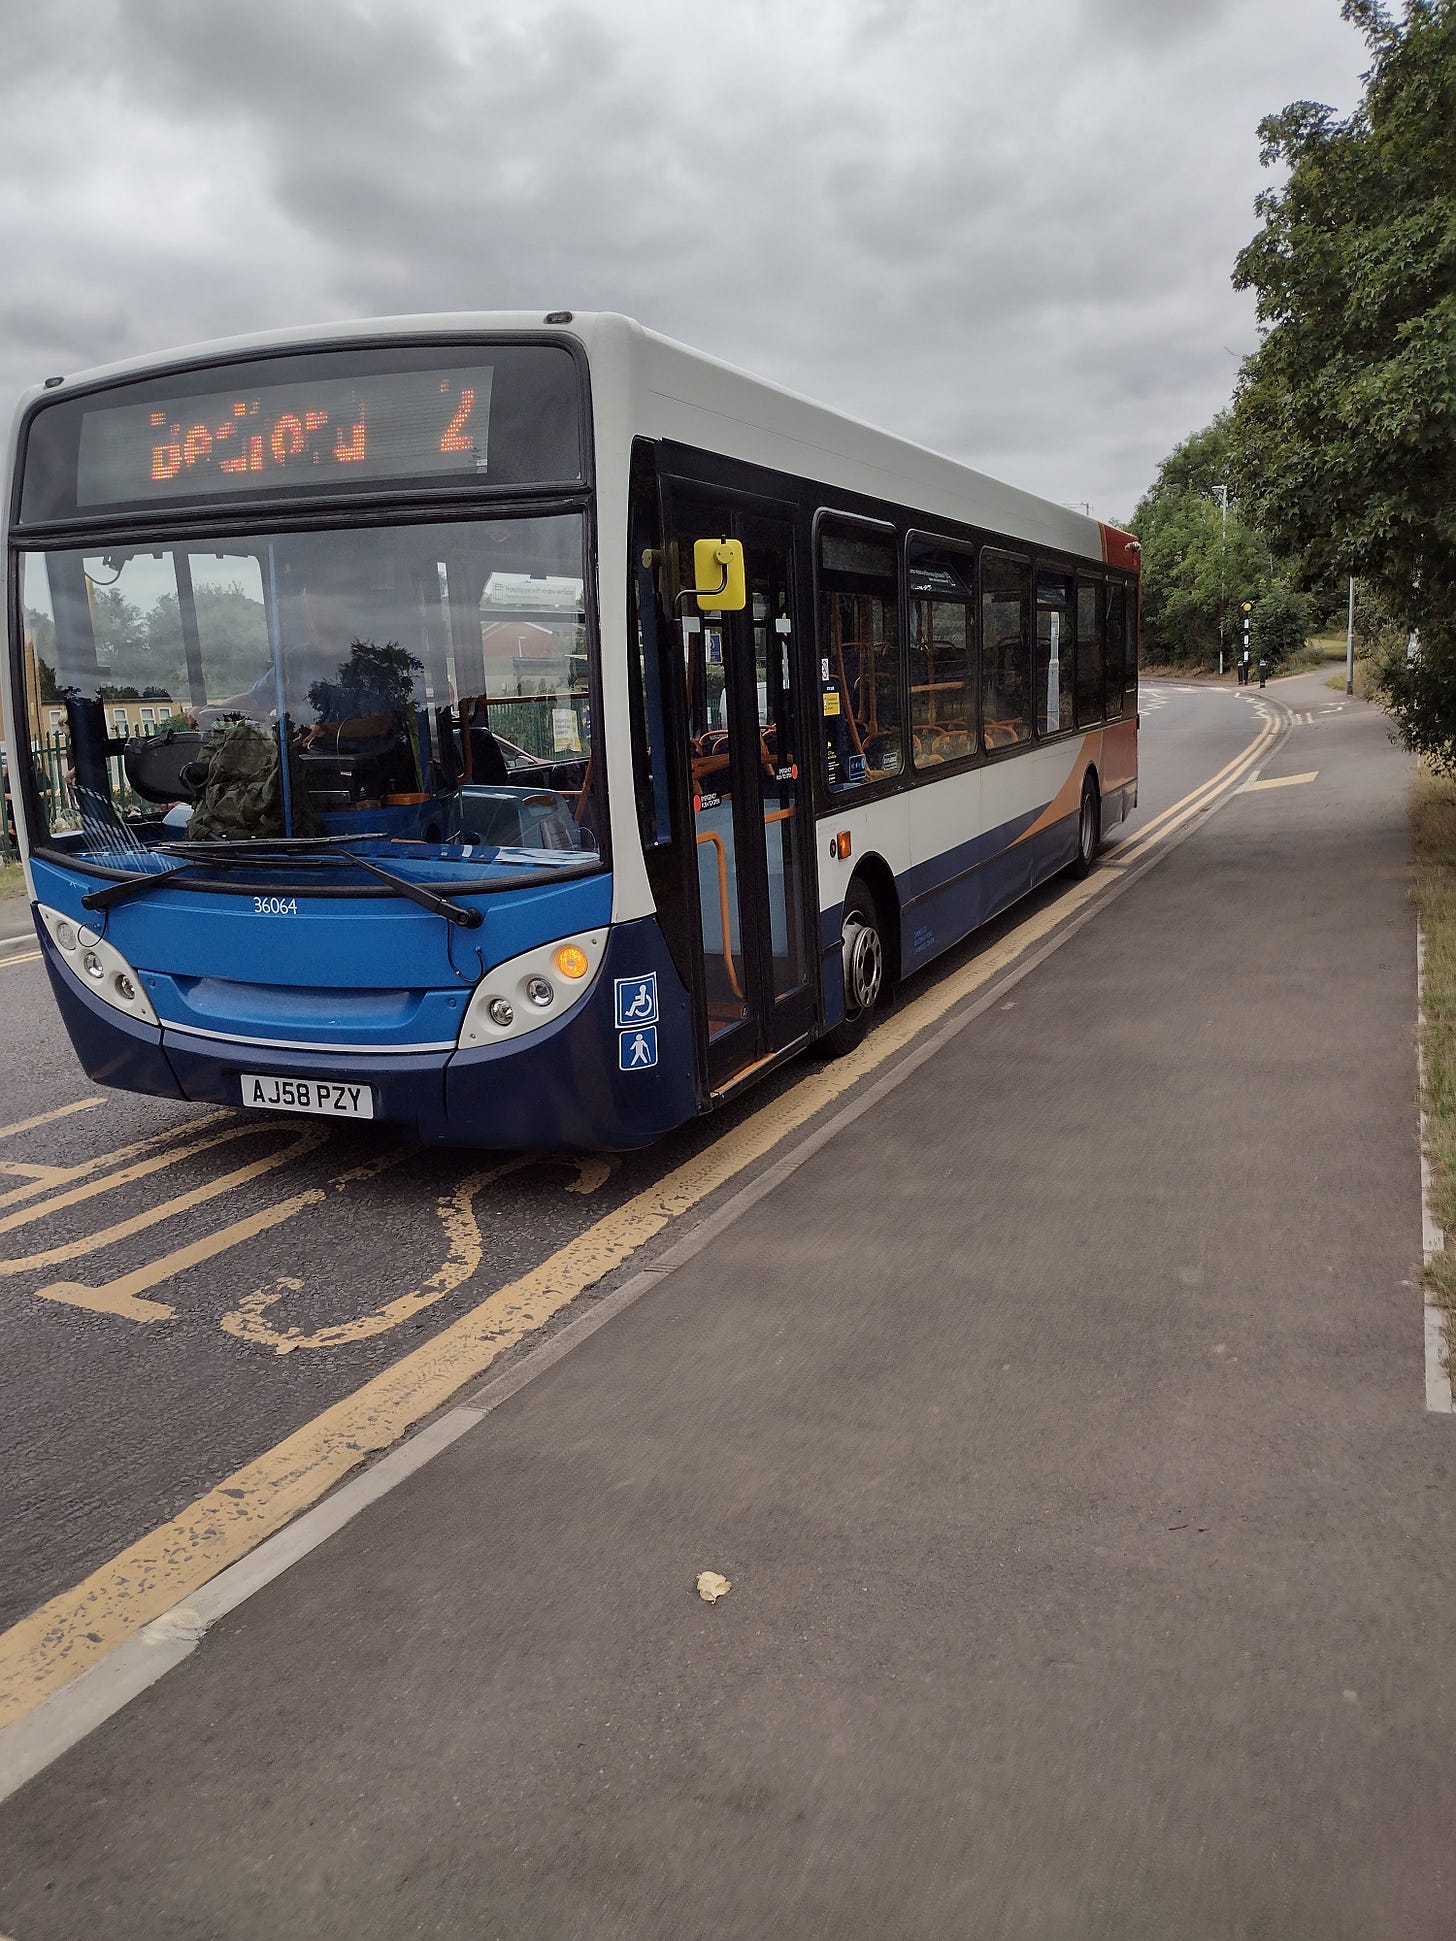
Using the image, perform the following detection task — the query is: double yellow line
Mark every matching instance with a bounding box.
[0,700,1283,1732]
[1113,700,1281,869]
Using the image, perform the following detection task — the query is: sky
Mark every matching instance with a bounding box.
[0,0,1370,523]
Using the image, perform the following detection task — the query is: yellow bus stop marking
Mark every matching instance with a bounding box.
[220,1154,613,1353]
[48,1146,416,1323]
[0,1109,236,1212]
[1,1122,330,1288]
[0,1099,103,1142]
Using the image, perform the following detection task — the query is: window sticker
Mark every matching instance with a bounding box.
[615,973,659,1029]
[552,706,582,752]
[619,1025,659,1070]
[846,752,868,783]
[823,690,841,716]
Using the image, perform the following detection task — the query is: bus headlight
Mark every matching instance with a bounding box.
[38,904,159,1026]
[459,930,607,1049]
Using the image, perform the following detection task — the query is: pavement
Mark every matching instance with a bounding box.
[2,671,1452,1939]
[0,894,33,957]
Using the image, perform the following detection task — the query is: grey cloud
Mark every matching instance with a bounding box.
[0,0,1369,517]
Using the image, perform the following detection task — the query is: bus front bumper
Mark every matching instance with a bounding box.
[38,916,697,1151]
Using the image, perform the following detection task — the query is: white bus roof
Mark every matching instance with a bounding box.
[9,311,1130,565]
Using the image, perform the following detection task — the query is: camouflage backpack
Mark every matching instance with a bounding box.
[186,720,317,841]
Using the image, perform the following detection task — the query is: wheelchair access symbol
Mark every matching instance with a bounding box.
[619,1025,659,1071]
[615,973,659,1030]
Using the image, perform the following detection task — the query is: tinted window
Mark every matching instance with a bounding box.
[1035,569,1075,736]
[981,553,1032,748]
[1105,582,1127,719]
[627,456,673,848]
[1076,576,1105,727]
[818,522,902,791]
[908,544,976,767]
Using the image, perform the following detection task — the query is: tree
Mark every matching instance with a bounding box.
[1252,582,1309,666]
[1230,0,1456,757]
[146,580,268,702]
[1130,416,1287,667]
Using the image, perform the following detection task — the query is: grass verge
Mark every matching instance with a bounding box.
[1325,659,1374,699]
[1412,766,1456,1399]
[0,862,25,900]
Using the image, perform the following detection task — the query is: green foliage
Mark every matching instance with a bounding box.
[146,580,269,701]
[1230,0,1456,759]
[306,639,423,723]
[1130,416,1287,667]
[1252,583,1309,665]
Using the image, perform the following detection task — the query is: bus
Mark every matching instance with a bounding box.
[2,312,1138,1149]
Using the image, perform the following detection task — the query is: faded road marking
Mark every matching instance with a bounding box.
[31,1141,401,1323]
[221,1154,614,1353]
[0,1099,102,1142]
[3,1122,330,1287]
[0,1109,236,1213]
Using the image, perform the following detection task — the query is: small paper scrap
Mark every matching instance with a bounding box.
[696,1571,732,1604]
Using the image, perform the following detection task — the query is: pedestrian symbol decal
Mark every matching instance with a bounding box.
[615,973,659,1029]
[619,1025,658,1071]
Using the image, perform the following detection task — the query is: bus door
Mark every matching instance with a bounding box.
[667,494,815,1091]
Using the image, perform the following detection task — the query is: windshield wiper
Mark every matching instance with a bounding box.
[81,861,209,912]
[332,851,483,928]
[179,841,484,927]
[82,843,483,928]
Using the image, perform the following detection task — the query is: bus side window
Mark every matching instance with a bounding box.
[1035,568,1075,736]
[1076,575,1105,727]
[817,520,902,791]
[1105,581,1127,720]
[981,553,1032,748]
[628,461,674,849]
[907,542,976,768]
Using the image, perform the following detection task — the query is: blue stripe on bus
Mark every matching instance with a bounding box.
[27,856,613,1052]
[817,790,1104,992]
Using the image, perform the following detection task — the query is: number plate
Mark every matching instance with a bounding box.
[240,1075,375,1120]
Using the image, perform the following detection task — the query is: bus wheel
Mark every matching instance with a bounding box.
[822,879,885,1056]
[1070,774,1100,879]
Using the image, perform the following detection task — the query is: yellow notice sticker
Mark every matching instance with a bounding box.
[823,691,841,716]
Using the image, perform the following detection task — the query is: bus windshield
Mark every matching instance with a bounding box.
[18,511,601,873]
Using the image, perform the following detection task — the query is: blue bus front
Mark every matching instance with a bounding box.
[7,334,695,1148]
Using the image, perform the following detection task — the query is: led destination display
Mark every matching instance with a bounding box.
[76,364,494,505]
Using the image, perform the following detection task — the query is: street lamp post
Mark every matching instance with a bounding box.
[1213,483,1230,676]
[1346,577,1356,697]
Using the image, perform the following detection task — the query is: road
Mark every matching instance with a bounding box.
[4,670,1449,1938]
[0,678,1257,1639]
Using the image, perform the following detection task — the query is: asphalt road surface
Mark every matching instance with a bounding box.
[0,678,1256,1636]
[4,670,1450,1939]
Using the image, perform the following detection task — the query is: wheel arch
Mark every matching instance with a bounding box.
[847,852,902,989]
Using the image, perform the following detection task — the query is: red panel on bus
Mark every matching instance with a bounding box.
[1100,523,1141,573]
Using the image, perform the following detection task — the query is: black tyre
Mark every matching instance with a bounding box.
[1069,773,1100,879]
[821,878,886,1056]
